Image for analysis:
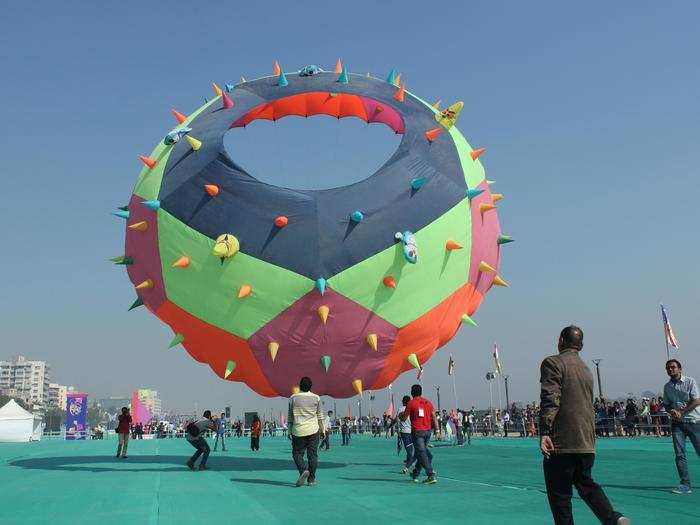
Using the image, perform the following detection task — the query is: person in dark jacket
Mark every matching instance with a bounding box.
[539,326,630,525]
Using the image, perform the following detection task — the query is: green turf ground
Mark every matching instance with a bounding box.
[1,434,698,524]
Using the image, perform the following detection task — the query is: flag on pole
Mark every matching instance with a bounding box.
[493,343,503,374]
[417,367,424,381]
[661,304,680,349]
[448,354,455,376]
[386,399,394,417]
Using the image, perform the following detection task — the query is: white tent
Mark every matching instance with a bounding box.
[0,399,40,442]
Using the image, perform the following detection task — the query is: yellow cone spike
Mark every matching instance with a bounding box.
[135,279,154,290]
[479,203,497,215]
[186,135,202,151]
[224,360,236,378]
[268,341,279,362]
[407,353,420,370]
[432,100,442,109]
[128,221,148,232]
[291,385,300,395]
[238,284,252,298]
[212,83,223,97]
[172,256,190,268]
[318,305,330,324]
[435,101,463,129]
[461,313,478,327]
[352,379,363,396]
[366,333,378,351]
[478,261,497,273]
[492,275,510,287]
[492,193,504,203]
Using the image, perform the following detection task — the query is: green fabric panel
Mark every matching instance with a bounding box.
[328,199,471,328]
[411,93,486,189]
[133,100,218,201]
[158,209,314,339]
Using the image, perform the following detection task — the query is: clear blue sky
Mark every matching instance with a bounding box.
[1,2,698,416]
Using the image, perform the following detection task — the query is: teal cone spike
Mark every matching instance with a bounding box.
[320,355,331,372]
[203,97,208,103]
[128,296,144,311]
[466,188,485,200]
[316,278,326,295]
[497,235,514,245]
[141,200,161,210]
[112,210,129,220]
[278,71,288,87]
[350,210,364,222]
[118,205,129,211]
[224,83,234,92]
[337,67,349,84]
[110,256,133,265]
[387,69,397,84]
[168,333,184,349]
[411,177,427,190]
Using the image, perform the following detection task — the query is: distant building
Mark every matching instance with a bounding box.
[48,383,75,410]
[0,355,51,407]
[96,396,131,414]
[138,389,162,418]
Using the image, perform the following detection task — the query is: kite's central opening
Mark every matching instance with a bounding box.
[225,92,404,190]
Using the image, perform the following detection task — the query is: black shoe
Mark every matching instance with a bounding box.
[186,461,195,471]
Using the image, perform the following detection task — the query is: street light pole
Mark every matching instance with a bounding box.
[504,375,511,411]
[592,359,603,399]
[434,386,441,412]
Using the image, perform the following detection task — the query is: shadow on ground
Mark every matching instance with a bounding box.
[10,455,347,473]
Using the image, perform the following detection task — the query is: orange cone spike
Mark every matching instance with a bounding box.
[393,84,405,102]
[238,284,252,298]
[446,240,463,250]
[171,109,187,124]
[335,58,343,74]
[273,61,281,76]
[172,256,190,268]
[425,128,443,143]
[383,276,397,288]
[135,279,154,290]
[138,155,156,169]
[128,221,148,232]
[471,148,486,161]
[480,203,497,215]
[394,73,402,86]
[204,184,219,197]
[274,216,288,228]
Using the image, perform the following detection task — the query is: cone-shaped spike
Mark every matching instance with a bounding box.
[168,333,184,349]
[274,215,288,228]
[492,193,504,203]
[383,276,396,289]
[466,188,485,200]
[141,200,161,210]
[478,261,497,273]
[425,127,442,142]
[222,92,234,109]
[487,180,496,185]
[172,256,190,268]
[172,108,187,124]
[393,84,405,102]
[224,83,234,93]
[118,205,129,211]
[204,184,219,197]
[318,305,330,324]
[240,76,247,84]
[394,73,402,86]
[432,100,442,109]
[445,240,463,251]
[128,221,148,232]
[135,279,154,290]
[316,278,326,296]
[407,353,421,370]
[497,235,515,245]
[321,355,331,372]
[212,83,223,97]
[334,58,343,74]
[386,69,397,84]
[461,313,478,327]
[273,61,281,76]
[238,284,252,298]
[291,385,300,395]
[268,341,279,362]
[366,333,378,351]
[128,296,144,311]
[470,147,486,161]
[224,360,236,379]
[492,275,509,287]
[350,210,364,222]
[186,135,202,151]
[337,67,349,84]
[277,71,288,87]
[352,379,363,396]
[139,155,156,169]
[110,256,134,265]
[480,203,497,215]
[112,210,130,220]
[410,177,427,190]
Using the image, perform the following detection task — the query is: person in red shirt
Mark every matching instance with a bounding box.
[116,407,132,459]
[400,384,441,483]
[250,414,261,451]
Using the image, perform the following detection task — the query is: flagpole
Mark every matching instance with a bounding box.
[452,373,458,411]
[661,304,670,361]
[497,375,503,415]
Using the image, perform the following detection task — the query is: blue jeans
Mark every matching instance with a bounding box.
[188,437,210,467]
[213,433,226,451]
[411,430,434,477]
[400,432,416,468]
[671,421,700,486]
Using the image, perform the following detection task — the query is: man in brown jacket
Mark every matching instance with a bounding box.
[539,326,630,525]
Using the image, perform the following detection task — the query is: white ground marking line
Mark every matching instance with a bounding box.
[440,476,538,492]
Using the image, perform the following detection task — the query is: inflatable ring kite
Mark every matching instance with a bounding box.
[115,61,511,398]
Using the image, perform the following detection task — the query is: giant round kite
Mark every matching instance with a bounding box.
[113,60,511,398]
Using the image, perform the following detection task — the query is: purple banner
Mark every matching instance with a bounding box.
[65,393,88,440]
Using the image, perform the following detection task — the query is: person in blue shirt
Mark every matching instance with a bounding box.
[213,412,227,452]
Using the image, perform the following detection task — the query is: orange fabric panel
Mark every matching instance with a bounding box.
[370,284,483,391]
[155,300,278,397]
[338,94,369,121]
[272,95,307,119]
